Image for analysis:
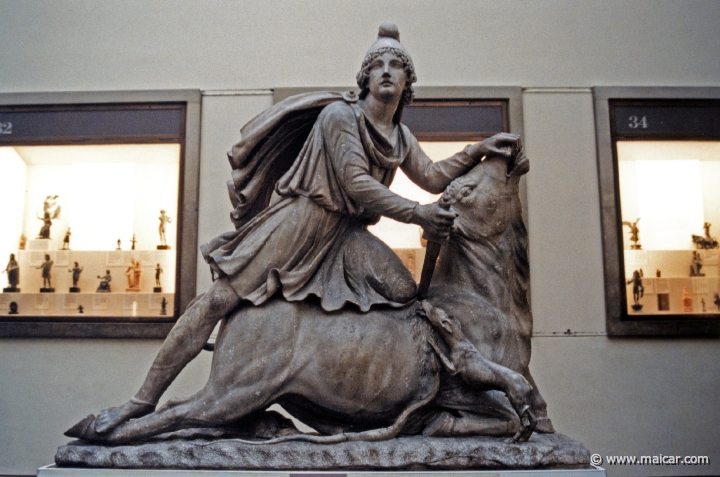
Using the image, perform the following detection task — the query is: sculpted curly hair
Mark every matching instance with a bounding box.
[356,47,417,107]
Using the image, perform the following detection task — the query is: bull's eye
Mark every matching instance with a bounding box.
[461,187,473,198]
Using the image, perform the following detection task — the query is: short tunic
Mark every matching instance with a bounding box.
[201,98,477,312]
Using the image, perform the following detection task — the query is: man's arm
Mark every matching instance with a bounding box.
[401,132,521,194]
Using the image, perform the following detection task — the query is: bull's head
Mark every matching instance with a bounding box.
[443,143,529,240]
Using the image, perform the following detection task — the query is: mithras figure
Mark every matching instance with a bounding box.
[3,254,20,292]
[66,23,553,448]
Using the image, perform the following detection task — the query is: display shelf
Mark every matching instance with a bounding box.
[0,292,174,317]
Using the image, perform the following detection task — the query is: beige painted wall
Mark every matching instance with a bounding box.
[1,1,719,475]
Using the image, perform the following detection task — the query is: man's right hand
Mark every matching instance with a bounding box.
[412,203,457,241]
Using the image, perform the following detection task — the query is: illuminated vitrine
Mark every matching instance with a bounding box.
[595,88,720,336]
[0,91,200,338]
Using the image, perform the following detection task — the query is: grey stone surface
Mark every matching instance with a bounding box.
[56,432,590,470]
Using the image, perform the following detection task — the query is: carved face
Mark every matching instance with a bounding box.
[365,51,407,104]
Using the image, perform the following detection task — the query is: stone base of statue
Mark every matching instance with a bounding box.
[153,287,162,293]
[126,287,141,293]
[70,287,80,293]
[40,287,55,293]
[157,245,170,250]
[631,304,643,312]
[3,286,20,293]
[54,432,591,471]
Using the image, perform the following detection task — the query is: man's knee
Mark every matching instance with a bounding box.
[205,280,239,317]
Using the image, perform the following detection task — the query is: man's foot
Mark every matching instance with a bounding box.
[94,400,155,434]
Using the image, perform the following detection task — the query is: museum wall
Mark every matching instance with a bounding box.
[1,1,719,475]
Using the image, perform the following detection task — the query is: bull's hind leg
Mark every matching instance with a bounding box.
[67,376,287,445]
[424,390,521,438]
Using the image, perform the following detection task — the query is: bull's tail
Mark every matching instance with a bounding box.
[205,374,440,446]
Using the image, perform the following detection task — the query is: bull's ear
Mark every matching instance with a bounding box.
[427,338,457,374]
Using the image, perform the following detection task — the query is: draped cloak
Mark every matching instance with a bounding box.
[200,91,477,312]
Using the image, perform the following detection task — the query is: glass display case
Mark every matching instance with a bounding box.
[0,91,200,338]
[595,87,720,336]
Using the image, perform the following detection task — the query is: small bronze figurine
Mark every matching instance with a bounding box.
[62,228,72,250]
[68,262,83,292]
[701,298,706,313]
[116,239,122,250]
[19,234,27,250]
[130,234,137,251]
[626,269,644,311]
[656,269,661,277]
[157,210,172,250]
[160,297,167,316]
[690,251,704,277]
[714,292,720,312]
[37,195,60,239]
[153,263,163,292]
[37,254,54,292]
[8,301,18,315]
[622,218,642,250]
[691,222,719,250]
[3,253,20,292]
[96,270,112,292]
[78,305,84,314]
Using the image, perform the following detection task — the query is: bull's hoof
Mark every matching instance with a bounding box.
[423,411,454,437]
[534,416,556,433]
[508,406,537,443]
[64,414,97,440]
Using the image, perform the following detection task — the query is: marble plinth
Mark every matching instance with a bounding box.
[55,432,590,471]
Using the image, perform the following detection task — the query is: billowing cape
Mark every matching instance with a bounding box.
[226,91,359,229]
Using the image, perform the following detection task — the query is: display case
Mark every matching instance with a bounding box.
[594,87,720,336]
[0,91,200,338]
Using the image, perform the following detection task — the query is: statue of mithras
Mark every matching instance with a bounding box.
[64,23,565,461]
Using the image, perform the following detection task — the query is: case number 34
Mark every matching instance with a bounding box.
[628,115,648,129]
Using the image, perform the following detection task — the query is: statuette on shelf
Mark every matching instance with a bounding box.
[714,292,720,311]
[62,228,72,250]
[8,301,18,315]
[160,297,167,315]
[626,269,644,311]
[153,263,163,293]
[96,270,112,293]
[691,222,719,250]
[157,210,172,250]
[19,234,27,250]
[3,253,20,293]
[701,298,706,313]
[116,239,122,250]
[622,218,641,250]
[68,262,84,292]
[125,259,142,292]
[130,234,137,251]
[690,251,704,277]
[78,305,84,314]
[682,287,693,312]
[37,254,54,292]
[37,195,60,239]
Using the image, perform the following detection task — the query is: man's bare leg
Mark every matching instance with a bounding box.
[94,279,240,434]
